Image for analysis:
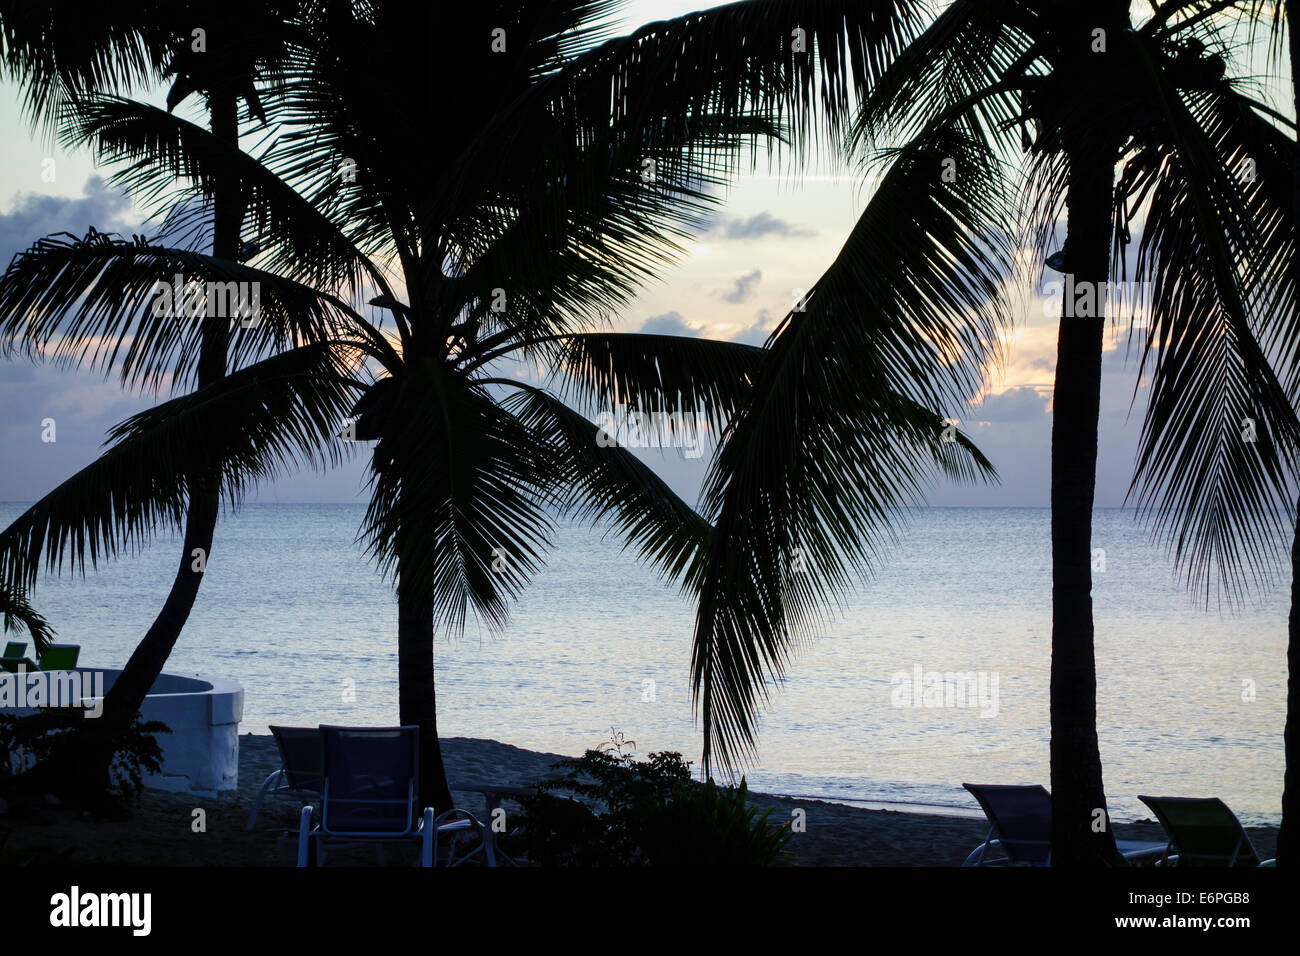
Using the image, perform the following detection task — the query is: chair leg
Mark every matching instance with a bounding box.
[296,806,315,867]
[421,808,435,867]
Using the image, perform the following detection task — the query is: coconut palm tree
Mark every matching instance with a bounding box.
[1274,0,1300,871]
[1,0,998,809]
[688,0,1300,865]
[0,1,303,773]
[1207,0,1300,867]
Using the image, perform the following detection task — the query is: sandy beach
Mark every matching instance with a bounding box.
[2,733,1277,866]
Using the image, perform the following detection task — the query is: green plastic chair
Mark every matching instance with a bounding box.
[37,644,80,671]
[1,640,36,672]
[1138,795,1273,866]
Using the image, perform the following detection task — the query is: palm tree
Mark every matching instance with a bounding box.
[0,1,303,782]
[0,0,994,809]
[1278,0,1300,872]
[1215,0,1300,867]
[688,0,1300,865]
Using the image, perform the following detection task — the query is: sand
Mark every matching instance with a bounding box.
[0,733,1279,866]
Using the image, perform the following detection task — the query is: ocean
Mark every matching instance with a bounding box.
[1,502,1286,825]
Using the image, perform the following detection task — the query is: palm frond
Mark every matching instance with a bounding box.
[0,1,162,139]
[551,0,931,171]
[359,364,555,636]
[691,126,1012,772]
[61,93,389,295]
[0,341,362,593]
[498,380,711,588]
[854,0,1037,155]
[1122,45,1300,605]
[0,583,56,655]
[548,332,763,437]
[0,229,382,389]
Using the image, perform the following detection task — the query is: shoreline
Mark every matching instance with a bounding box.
[0,733,1278,866]
[766,793,1283,828]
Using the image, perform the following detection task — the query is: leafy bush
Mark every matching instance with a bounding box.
[508,732,793,867]
[0,708,169,806]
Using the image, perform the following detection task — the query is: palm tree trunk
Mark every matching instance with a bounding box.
[1278,0,1300,867]
[1049,132,1120,866]
[396,551,454,813]
[95,87,240,749]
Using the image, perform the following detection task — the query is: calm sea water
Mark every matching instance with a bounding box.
[1,503,1286,825]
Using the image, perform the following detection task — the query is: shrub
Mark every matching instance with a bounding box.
[509,733,793,867]
[0,708,169,806]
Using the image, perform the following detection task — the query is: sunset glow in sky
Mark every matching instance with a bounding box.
[0,2,1289,508]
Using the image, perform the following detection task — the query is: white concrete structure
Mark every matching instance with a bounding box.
[101,670,244,795]
[1,669,244,795]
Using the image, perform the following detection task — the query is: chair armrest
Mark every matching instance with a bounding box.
[244,769,288,830]
[963,839,999,867]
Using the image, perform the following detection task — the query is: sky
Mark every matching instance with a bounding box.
[0,1,1290,510]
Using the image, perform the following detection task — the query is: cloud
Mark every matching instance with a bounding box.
[971,386,1049,423]
[0,176,142,265]
[721,269,762,304]
[0,177,163,502]
[640,311,700,337]
[703,211,814,241]
[730,308,778,346]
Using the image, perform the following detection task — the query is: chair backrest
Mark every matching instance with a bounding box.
[319,725,419,836]
[965,783,1053,864]
[1138,796,1260,866]
[39,644,80,671]
[3,641,25,659]
[269,725,322,792]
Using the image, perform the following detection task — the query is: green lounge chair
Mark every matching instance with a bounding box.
[1,641,37,672]
[37,644,79,671]
[1138,795,1274,866]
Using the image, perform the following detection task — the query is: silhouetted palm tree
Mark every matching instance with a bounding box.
[0,0,989,809]
[1278,0,1300,872]
[692,0,1300,865]
[1223,0,1300,867]
[0,1,302,783]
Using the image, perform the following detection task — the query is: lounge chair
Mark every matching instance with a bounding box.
[1138,795,1274,866]
[296,725,485,867]
[963,783,1166,866]
[1,641,35,673]
[37,644,79,670]
[246,726,323,829]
